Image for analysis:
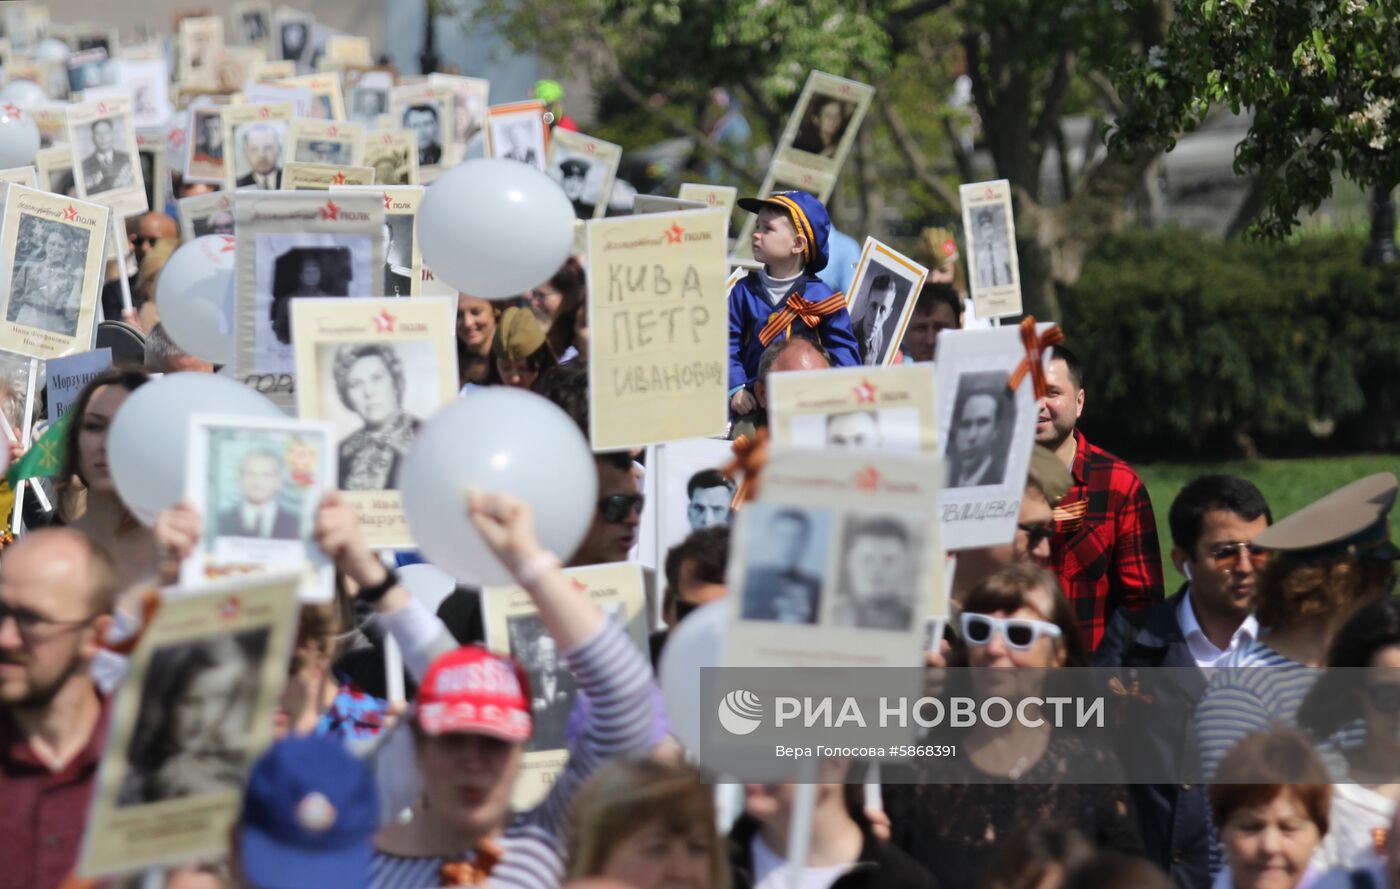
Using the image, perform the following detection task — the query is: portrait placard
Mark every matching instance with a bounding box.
[347,79,391,127]
[213,46,266,95]
[485,100,548,173]
[183,414,336,602]
[0,184,109,358]
[482,562,648,809]
[725,449,944,671]
[772,70,874,179]
[632,196,706,216]
[655,437,735,565]
[233,190,384,397]
[46,347,112,420]
[35,145,76,197]
[548,129,620,221]
[361,128,418,186]
[427,73,489,153]
[279,161,374,191]
[135,130,168,221]
[934,325,1049,550]
[241,81,313,117]
[76,573,299,879]
[0,348,42,444]
[67,48,116,95]
[768,364,937,455]
[677,182,738,218]
[66,96,148,217]
[959,178,1022,319]
[324,35,372,66]
[231,1,274,48]
[390,82,455,181]
[331,184,423,297]
[220,101,294,190]
[586,209,729,450]
[846,238,929,367]
[288,117,364,167]
[30,105,69,149]
[273,12,314,70]
[0,166,38,188]
[177,190,236,241]
[112,58,172,129]
[275,73,346,121]
[183,102,226,184]
[176,15,224,88]
[71,25,119,57]
[291,296,457,549]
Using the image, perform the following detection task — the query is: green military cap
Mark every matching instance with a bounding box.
[493,306,545,361]
[1027,444,1072,506]
[1251,472,1399,562]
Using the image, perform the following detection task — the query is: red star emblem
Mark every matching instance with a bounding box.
[95,102,108,114]
[62,205,77,221]
[665,223,684,244]
[983,187,996,200]
[219,236,235,252]
[169,128,186,148]
[330,170,348,185]
[219,596,241,621]
[319,199,340,220]
[853,379,878,404]
[372,309,396,332]
[1,103,21,119]
[382,133,394,144]
[326,126,338,137]
[383,193,392,209]
[855,467,881,491]
[569,577,588,594]
[259,106,271,118]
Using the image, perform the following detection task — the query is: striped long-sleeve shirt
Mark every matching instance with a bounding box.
[369,611,657,889]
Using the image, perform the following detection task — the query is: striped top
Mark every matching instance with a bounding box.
[1195,639,1318,781]
[369,616,657,889]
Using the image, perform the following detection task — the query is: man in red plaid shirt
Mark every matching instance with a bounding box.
[1039,345,1164,652]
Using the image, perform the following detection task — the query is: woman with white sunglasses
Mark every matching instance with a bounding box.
[883,564,1139,889]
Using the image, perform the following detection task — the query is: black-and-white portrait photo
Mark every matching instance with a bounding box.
[278,18,310,65]
[48,162,78,197]
[944,370,1016,489]
[192,208,235,237]
[67,49,113,93]
[825,409,882,449]
[851,268,911,366]
[117,630,268,807]
[77,115,136,196]
[192,109,224,165]
[233,121,286,189]
[320,340,435,492]
[791,94,857,159]
[685,469,734,532]
[403,104,443,166]
[211,443,304,541]
[494,118,543,168]
[295,138,354,166]
[553,154,595,219]
[507,614,576,753]
[739,504,832,625]
[349,86,388,124]
[831,513,921,632]
[0,351,38,436]
[789,406,922,453]
[368,147,412,186]
[241,9,269,43]
[138,148,160,215]
[268,246,353,344]
[381,216,414,297]
[970,205,1014,289]
[6,216,87,336]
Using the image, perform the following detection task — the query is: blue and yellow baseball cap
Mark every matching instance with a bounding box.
[738,190,832,273]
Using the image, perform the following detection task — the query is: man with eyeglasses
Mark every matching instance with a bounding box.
[0,529,119,889]
[1092,474,1272,889]
[569,451,645,567]
[102,211,178,323]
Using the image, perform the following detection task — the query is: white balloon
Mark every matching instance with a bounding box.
[0,104,40,169]
[108,373,283,524]
[658,599,731,751]
[400,388,597,586]
[32,38,70,63]
[155,236,237,364]
[398,562,457,615]
[417,158,575,300]
[0,80,48,109]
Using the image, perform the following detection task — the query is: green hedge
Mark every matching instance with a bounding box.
[1060,229,1400,461]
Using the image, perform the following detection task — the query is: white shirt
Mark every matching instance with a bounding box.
[1176,587,1258,668]
[751,835,848,889]
[241,500,277,537]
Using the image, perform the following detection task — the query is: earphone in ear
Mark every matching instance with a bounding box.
[1183,563,1194,582]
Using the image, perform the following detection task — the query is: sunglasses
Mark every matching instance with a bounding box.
[960,613,1062,651]
[598,494,645,523]
[1365,683,1400,714]
[1018,522,1055,549]
[1206,541,1271,569]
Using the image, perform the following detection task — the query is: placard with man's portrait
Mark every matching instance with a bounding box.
[768,364,936,456]
[428,73,489,154]
[231,1,274,48]
[176,15,224,88]
[273,11,314,70]
[933,325,1050,550]
[361,129,419,186]
[76,572,299,879]
[275,72,346,121]
[66,96,148,217]
[221,101,294,191]
[135,130,168,222]
[485,100,548,173]
[291,296,457,548]
[390,82,456,181]
[183,102,227,184]
[288,118,364,167]
[547,129,620,220]
[655,437,735,566]
[960,178,1023,320]
[0,184,108,359]
[233,190,384,401]
[177,190,236,241]
[182,414,336,601]
[34,145,77,198]
[331,184,423,297]
[845,237,929,367]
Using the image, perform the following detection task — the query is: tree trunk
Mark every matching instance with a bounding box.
[419,0,440,76]
[1363,184,1397,267]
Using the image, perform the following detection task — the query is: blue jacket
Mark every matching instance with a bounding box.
[727,270,860,391]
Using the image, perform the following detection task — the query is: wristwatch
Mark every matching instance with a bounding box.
[358,566,400,605]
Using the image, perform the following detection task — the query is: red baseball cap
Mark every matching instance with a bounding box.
[416,646,534,742]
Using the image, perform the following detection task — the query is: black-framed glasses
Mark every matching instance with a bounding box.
[1365,683,1400,714]
[1018,522,1055,549]
[0,601,95,644]
[1207,541,1270,569]
[599,494,645,523]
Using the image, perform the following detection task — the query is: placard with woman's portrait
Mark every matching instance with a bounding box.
[292,296,457,548]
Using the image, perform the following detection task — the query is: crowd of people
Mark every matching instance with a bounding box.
[0,16,1396,889]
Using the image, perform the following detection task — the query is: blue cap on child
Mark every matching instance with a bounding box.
[737,190,832,273]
